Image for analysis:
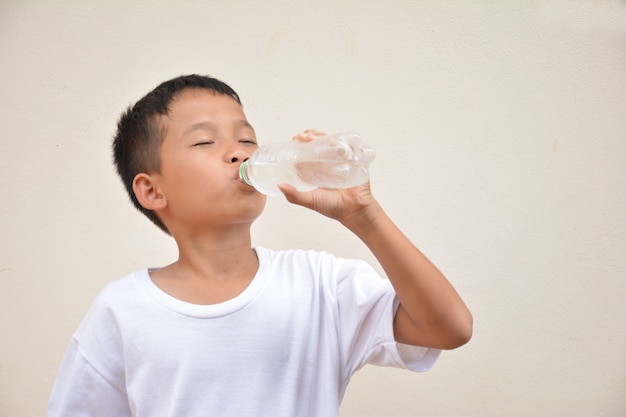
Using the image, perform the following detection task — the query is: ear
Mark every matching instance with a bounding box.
[132,173,167,211]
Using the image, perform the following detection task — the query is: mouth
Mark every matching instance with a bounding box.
[235,173,255,190]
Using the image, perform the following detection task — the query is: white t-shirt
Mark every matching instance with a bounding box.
[48,247,440,417]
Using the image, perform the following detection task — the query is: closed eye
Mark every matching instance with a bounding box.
[194,141,214,146]
[240,139,257,145]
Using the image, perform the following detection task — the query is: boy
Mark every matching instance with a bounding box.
[47,74,472,416]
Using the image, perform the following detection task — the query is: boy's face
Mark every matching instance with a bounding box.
[153,88,266,234]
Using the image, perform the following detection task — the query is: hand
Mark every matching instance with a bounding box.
[279,181,375,225]
[279,130,380,229]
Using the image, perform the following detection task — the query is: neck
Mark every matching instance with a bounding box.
[171,225,257,282]
[149,225,259,305]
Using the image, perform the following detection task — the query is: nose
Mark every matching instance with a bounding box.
[227,146,250,164]
[230,155,249,163]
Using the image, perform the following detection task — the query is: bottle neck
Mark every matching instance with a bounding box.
[239,161,253,186]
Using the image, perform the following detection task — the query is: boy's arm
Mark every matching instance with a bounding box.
[48,339,133,417]
[280,132,472,350]
[343,194,473,350]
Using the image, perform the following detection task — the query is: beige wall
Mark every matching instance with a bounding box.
[1,1,625,416]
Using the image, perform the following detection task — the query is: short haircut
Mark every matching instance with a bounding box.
[112,74,242,234]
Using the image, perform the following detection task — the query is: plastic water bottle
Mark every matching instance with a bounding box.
[239,132,376,196]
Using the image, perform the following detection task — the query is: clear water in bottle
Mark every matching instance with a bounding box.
[239,132,375,196]
[241,161,318,195]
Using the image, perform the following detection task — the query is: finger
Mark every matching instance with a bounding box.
[280,185,324,213]
[292,129,326,142]
[303,129,326,136]
[278,184,310,206]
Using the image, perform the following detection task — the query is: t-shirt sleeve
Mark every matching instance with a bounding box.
[332,257,440,379]
[47,338,133,417]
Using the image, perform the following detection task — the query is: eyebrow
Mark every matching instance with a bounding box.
[182,119,254,136]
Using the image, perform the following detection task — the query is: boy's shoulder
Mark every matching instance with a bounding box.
[257,246,331,261]
[89,269,148,311]
[258,246,379,285]
[257,246,348,274]
[257,246,353,264]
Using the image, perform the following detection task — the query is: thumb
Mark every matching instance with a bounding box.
[278,184,313,208]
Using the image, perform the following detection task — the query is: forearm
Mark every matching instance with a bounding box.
[279,171,472,349]
[343,201,473,350]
